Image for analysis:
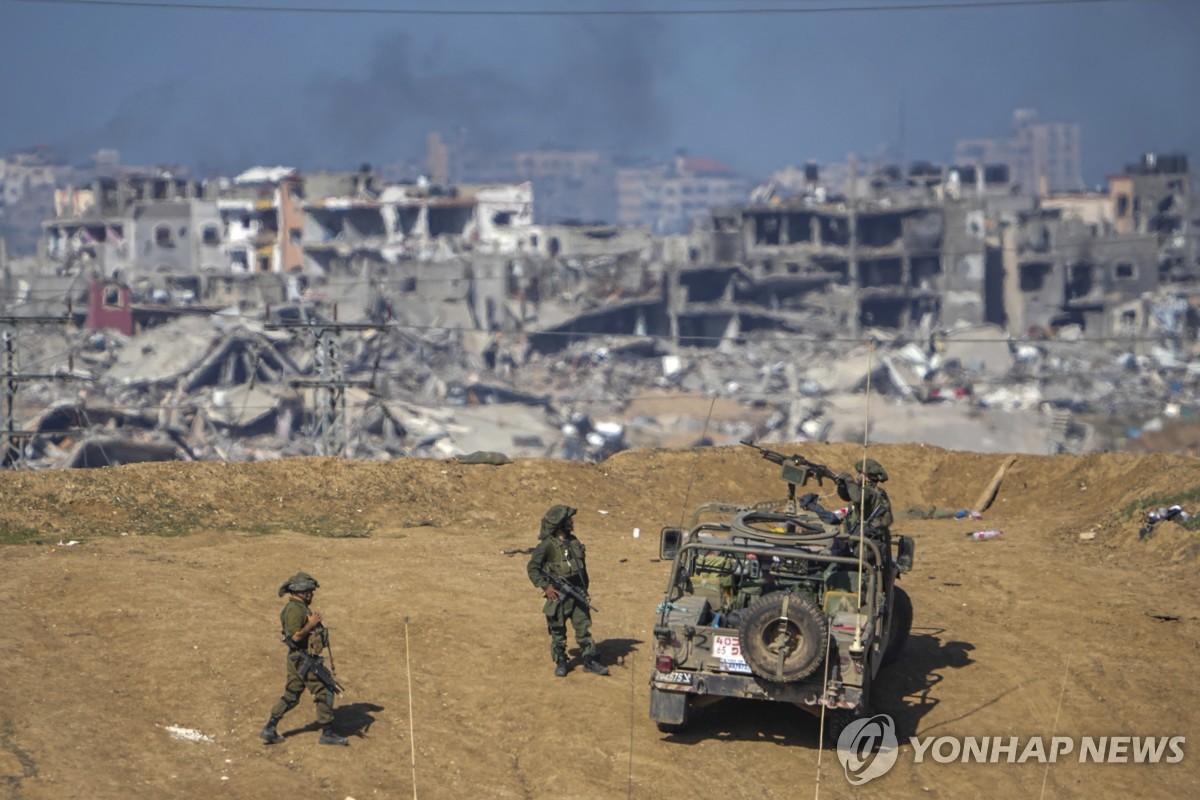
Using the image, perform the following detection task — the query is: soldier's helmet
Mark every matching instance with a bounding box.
[540,504,578,539]
[855,458,889,483]
[278,571,320,597]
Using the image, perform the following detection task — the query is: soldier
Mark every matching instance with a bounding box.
[836,458,893,542]
[526,505,609,677]
[800,458,894,553]
[259,571,348,746]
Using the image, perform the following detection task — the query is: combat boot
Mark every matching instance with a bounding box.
[554,658,569,677]
[583,656,609,676]
[259,716,284,744]
[319,726,349,746]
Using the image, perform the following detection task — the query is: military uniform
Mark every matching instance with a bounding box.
[836,461,893,541]
[526,505,608,676]
[259,572,347,746]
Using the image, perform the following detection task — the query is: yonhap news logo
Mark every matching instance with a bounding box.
[836,715,899,785]
[836,713,1186,786]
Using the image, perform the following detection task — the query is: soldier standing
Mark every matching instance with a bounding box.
[800,458,895,556]
[836,458,893,542]
[259,571,348,746]
[526,505,609,677]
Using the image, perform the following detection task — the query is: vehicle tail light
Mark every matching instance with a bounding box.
[656,655,675,673]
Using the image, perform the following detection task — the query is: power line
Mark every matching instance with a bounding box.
[4,0,1136,17]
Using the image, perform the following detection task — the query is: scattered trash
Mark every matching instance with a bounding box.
[966,529,1003,541]
[1078,531,1096,541]
[632,527,641,539]
[57,540,81,547]
[955,509,984,520]
[1140,505,1191,539]
[1145,613,1180,622]
[597,509,609,515]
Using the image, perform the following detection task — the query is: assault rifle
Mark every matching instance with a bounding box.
[739,439,840,486]
[541,569,599,614]
[283,635,344,695]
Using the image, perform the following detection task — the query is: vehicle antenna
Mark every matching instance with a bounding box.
[403,615,419,800]
[626,649,636,799]
[814,622,837,799]
[677,395,718,529]
[850,340,874,657]
[1039,653,1073,800]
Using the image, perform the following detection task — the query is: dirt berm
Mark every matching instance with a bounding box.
[2,443,1199,799]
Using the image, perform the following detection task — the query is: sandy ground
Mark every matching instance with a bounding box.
[2,443,1199,800]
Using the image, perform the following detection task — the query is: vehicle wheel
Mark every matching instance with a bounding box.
[821,709,859,749]
[739,592,827,682]
[730,510,831,541]
[881,586,912,667]
[650,687,689,733]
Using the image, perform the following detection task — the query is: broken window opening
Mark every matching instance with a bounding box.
[858,258,903,288]
[858,214,904,248]
[911,256,942,289]
[428,206,472,238]
[785,213,814,243]
[347,208,386,238]
[1116,194,1130,217]
[492,211,514,227]
[155,224,175,248]
[859,297,905,329]
[1115,262,1136,280]
[1066,263,1094,301]
[103,284,122,307]
[289,228,302,245]
[202,225,220,246]
[1019,262,1052,292]
[258,256,271,273]
[753,213,782,246]
[818,215,850,247]
[394,206,420,237]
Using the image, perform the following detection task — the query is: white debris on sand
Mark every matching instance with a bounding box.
[165,725,214,743]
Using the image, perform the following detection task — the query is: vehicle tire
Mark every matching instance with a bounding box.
[730,510,831,541]
[881,585,912,667]
[650,687,689,733]
[738,592,827,682]
[821,709,859,749]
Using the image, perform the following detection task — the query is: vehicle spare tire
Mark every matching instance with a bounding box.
[738,591,828,682]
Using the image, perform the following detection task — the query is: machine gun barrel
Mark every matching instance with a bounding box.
[739,439,839,485]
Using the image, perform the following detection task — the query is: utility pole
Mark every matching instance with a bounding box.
[265,305,391,457]
[1,315,81,468]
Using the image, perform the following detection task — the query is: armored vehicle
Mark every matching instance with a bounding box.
[649,442,913,741]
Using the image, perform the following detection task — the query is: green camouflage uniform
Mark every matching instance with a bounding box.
[837,478,893,540]
[269,597,334,726]
[527,506,595,663]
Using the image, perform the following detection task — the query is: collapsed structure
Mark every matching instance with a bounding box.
[2,150,1197,468]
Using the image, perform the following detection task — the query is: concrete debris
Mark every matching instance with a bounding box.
[7,153,1200,468]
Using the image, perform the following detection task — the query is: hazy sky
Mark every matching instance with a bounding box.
[1,0,1197,184]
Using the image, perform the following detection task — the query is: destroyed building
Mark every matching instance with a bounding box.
[696,158,1172,342]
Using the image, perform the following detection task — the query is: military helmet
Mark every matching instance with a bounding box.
[278,571,320,597]
[855,458,888,482]
[540,504,577,538]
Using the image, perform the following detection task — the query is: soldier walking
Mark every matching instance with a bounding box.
[259,571,348,746]
[526,505,609,677]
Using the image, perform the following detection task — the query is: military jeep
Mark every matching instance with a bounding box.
[648,444,913,741]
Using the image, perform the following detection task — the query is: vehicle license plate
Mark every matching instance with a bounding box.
[712,634,742,659]
[659,671,693,685]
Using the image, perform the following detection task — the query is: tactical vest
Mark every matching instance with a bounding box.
[543,537,587,584]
